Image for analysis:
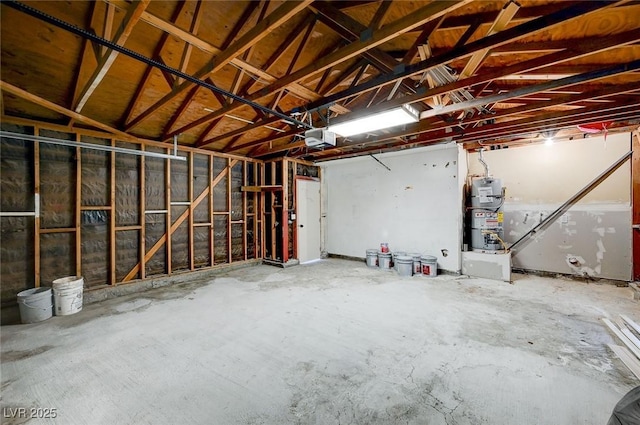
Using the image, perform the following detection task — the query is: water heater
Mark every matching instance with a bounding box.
[469,176,505,252]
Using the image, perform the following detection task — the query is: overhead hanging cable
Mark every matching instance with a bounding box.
[4,0,313,131]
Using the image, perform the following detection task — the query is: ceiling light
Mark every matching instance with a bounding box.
[327,104,419,137]
[541,129,557,146]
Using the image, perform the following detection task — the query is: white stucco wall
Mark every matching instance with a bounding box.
[321,143,465,272]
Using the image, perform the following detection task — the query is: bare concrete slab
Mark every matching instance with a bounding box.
[1,259,638,425]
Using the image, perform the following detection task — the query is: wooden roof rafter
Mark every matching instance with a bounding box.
[312,95,640,159]
[256,84,640,160]
[315,82,640,156]
[120,1,190,127]
[1,80,136,141]
[310,2,419,96]
[124,0,313,131]
[2,0,639,160]
[199,0,624,156]
[303,1,618,114]
[74,0,150,113]
[174,0,204,87]
[284,14,318,77]
[71,1,111,109]
[368,0,393,30]
[217,91,290,152]
[241,13,316,97]
[178,0,470,137]
[161,0,268,138]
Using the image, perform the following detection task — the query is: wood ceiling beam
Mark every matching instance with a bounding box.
[321,59,369,97]
[330,1,380,11]
[452,18,482,50]
[195,117,224,146]
[108,1,345,123]
[1,81,135,141]
[304,1,617,113]
[401,17,444,64]
[211,91,294,151]
[310,2,424,94]
[100,3,116,57]
[220,5,585,156]
[223,1,265,51]
[437,1,581,30]
[252,26,639,158]
[227,129,302,154]
[327,27,640,126]
[170,1,467,138]
[258,0,470,99]
[204,78,229,108]
[175,0,203,87]
[162,85,199,138]
[369,0,393,30]
[71,2,105,109]
[447,104,640,145]
[74,0,150,113]
[241,13,315,96]
[206,116,282,149]
[285,15,317,77]
[255,92,640,159]
[310,104,640,161]
[168,58,350,141]
[108,0,272,83]
[458,0,520,79]
[327,83,640,151]
[121,1,189,126]
[206,91,289,151]
[417,60,640,121]
[124,0,313,131]
[156,57,176,87]
[151,1,264,136]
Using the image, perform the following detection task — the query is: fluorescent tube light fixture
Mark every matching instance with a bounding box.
[328,104,419,137]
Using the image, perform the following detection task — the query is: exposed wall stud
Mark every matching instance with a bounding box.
[34,127,41,287]
[75,134,82,277]
[166,148,172,275]
[189,152,194,270]
[110,138,116,284]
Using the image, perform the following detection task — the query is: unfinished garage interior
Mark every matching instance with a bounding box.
[1,0,640,423]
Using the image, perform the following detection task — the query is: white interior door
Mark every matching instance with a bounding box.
[296,179,321,263]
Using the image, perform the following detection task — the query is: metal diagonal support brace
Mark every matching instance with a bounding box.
[510,150,632,253]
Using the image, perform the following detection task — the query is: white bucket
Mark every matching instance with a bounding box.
[409,253,422,274]
[366,249,378,267]
[52,276,84,316]
[17,287,53,324]
[378,252,392,270]
[395,255,413,277]
[421,256,438,277]
[392,251,407,271]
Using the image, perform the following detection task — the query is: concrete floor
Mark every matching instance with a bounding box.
[1,259,638,425]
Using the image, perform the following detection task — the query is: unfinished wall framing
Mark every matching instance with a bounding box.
[260,158,320,263]
[0,119,263,307]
